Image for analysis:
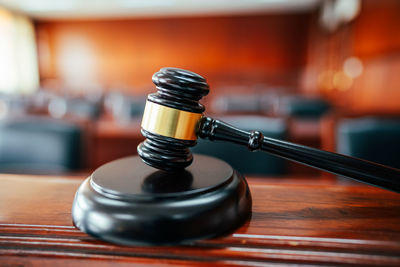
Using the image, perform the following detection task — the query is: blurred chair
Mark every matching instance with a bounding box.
[127,97,146,117]
[211,94,260,114]
[279,96,331,119]
[0,93,30,117]
[66,98,102,120]
[0,116,83,174]
[192,116,288,175]
[336,117,400,169]
[105,92,146,124]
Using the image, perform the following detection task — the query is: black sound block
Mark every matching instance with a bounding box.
[72,154,252,246]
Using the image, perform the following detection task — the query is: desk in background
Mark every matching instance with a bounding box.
[1,174,399,266]
[90,119,144,169]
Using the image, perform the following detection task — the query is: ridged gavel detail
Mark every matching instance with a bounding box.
[150,67,209,113]
[137,67,209,171]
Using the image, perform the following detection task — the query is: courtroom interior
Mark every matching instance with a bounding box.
[0,0,400,266]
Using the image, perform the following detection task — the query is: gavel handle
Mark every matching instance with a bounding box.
[198,117,400,193]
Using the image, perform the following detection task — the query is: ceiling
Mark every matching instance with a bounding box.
[0,0,319,20]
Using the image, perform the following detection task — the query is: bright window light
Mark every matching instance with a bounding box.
[0,8,39,94]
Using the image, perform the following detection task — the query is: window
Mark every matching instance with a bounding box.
[0,8,39,94]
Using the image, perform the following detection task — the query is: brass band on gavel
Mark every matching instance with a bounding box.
[141,100,203,141]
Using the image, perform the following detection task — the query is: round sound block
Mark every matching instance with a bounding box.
[72,154,252,245]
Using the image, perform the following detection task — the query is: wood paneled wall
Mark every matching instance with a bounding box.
[35,14,310,95]
[301,0,400,114]
[35,1,400,114]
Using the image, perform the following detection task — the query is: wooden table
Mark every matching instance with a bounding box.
[1,174,400,266]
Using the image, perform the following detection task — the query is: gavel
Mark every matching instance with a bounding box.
[72,67,400,246]
[138,67,400,193]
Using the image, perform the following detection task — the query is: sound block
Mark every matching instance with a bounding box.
[72,154,252,245]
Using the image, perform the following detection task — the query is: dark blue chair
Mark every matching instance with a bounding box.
[0,117,83,174]
[128,97,146,117]
[192,116,288,175]
[280,96,331,118]
[336,117,400,169]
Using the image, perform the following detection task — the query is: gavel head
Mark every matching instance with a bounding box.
[137,67,210,171]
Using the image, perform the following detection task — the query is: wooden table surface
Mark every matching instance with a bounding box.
[1,174,400,266]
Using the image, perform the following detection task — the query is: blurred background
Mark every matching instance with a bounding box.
[0,0,398,177]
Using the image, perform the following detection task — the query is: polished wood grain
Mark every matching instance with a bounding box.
[1,174,400,266]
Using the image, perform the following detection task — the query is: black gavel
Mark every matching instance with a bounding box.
[72,67,400,246]
[137,67,400,193]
